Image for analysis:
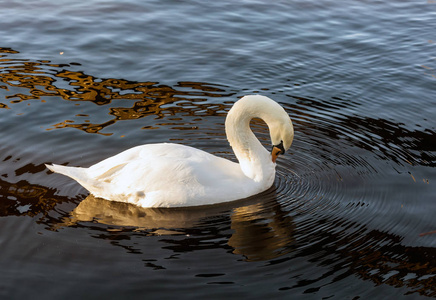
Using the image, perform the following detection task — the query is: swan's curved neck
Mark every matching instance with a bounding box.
[225,99,274,181]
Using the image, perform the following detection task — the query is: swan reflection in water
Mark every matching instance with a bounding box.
[2,178,434,296]
[58,192,296,261]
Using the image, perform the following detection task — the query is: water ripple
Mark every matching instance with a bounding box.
[0,47,434,298]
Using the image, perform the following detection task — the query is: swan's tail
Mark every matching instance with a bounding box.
[45,164,100,192]
[46,163,84,180]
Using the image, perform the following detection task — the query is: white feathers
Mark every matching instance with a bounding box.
[46,95,294,208]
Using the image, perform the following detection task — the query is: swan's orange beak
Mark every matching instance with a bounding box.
[271,146,282,163]
[271,141,285,163]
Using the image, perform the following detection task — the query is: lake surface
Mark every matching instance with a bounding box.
[0,0,435,299]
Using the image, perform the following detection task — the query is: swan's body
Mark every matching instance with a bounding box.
[46,95,294,207]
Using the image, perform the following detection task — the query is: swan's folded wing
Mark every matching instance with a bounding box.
[93,163,128,183]
[86,144,155,179]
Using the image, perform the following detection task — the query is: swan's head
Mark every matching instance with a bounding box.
[226,95,294,163]
[245,95,294,163]
[270,117,294,163]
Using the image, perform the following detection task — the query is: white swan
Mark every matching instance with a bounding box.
[46,95,294,208]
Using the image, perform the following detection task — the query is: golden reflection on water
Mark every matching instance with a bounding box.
[0,177,63,218]
[0,47,232,135]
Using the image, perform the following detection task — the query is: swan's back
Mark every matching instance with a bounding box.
[48,143,255,207]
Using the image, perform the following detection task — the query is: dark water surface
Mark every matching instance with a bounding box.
[1,0,435,299]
